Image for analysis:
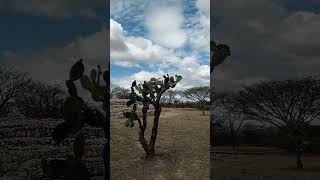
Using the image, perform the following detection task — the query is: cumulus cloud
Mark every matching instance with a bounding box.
[188,0,210,53]
[145,5,187,48]
[110,18,181,67]
[112,56,210,90]
[110,1,210,89]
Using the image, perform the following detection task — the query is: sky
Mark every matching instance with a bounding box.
[211,0,320,93]
[110,0,210,90]
[1,0,319,94]
[0,0,108,86]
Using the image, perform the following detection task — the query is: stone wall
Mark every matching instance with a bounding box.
[0,100,156,179]
[0,118,105,179]
[0,100,157,179]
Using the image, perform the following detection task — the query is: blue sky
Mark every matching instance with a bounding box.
[110,0,210,89]
[0,0,108,83]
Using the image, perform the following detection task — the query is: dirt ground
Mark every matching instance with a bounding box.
[110,108,210,180]
[211,146,320,180]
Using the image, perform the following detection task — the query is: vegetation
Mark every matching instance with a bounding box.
[14,81,66,119]
[234,77,320,169]
[183,86,210,115]
[0,64,31,116]
[42,59,110,180]
[217,94,247,150]
[160,90,179,104]
[111,84,130,99]
[123,74,182,159]
[210,41,231,73]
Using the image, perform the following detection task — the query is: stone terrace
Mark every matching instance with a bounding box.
[0,99,156,179]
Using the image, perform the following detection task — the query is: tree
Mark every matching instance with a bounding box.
[184,86,210,115]
[160,89,178,104]
[218,94,246,150]
[15,81,66,119]
[123,74,182,159]
[111,85,130,99]
[0,64,30,114]
[235,77,320,169]
[42,59,110,180]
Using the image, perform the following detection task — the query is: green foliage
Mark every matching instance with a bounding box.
[211,41,231,66]
[69,59,85,81]
[123,74,182,128]
[80,75,91,91]
[43,59,109,179]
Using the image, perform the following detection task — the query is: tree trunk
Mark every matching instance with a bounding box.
[232,137,237,151]
[146,106,161,159]
[296,151,303,169]
[139,105,149,153]
[202,102,205,115]
[296,143,304,169]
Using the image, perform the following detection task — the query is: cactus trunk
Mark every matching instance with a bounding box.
[138,104,149,153]
[147,106,161,159]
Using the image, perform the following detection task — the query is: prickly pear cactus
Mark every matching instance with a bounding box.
[42,59,109,180]
[210,41,231,73]
[123,74,182,159]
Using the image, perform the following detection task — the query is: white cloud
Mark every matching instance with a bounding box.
[187,0,210,53]
[113,56,210,90]
[196,0,210,16]
[110,1,210,89]
[110,18,182,67]
[145,5,187,48]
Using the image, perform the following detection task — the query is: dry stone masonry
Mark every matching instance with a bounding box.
[0,100,136,179]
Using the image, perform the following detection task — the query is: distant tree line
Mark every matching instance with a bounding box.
[111,84,210,115]
[0,64,66,119]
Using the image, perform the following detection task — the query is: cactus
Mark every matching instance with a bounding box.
[210,41,231,73]
[123,74,182,159]
[42,59,109,180]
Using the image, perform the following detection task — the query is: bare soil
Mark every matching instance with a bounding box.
[211,146,320,180]
[111,108,210,180]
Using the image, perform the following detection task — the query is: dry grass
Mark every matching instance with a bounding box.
[211,146,320,180]
[111,108,210,180]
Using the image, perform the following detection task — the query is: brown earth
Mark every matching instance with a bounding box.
[111,108,210,180]
[211,146,320,180]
